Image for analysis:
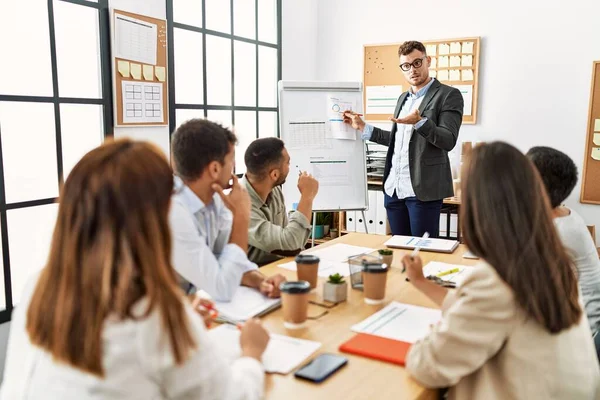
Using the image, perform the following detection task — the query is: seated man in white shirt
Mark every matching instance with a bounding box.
[169,118,286,301]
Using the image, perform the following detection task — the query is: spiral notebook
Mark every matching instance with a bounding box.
[384,235,459,253]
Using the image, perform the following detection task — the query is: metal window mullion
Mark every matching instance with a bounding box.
[47,0,64,186]
[166,0,176,134]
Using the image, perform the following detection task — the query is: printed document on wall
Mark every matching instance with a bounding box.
[309,157,352,187]
[122,81,164,124]
[327,96,356,140]
[287,121,331,150]
[365,85,402,115]
[452,85,473,116]
[115,13,158,65]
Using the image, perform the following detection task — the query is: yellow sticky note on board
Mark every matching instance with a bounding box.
[438,70,449,81]
[594,133,600,146]
[143,65,153,81]
[155,66,166,82]
[592,148,600,161]
[117,60,130,78]
[595,118,600,131]
[130,63,142,80]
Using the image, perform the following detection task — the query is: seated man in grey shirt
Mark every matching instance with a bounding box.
[169,119,286,301]
[528,146,600,335]
[243,138,319,266]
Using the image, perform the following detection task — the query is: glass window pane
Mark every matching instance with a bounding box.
[234,41,256,107]
[0,0,53,96]
[53,1,102,98]
[233,111,256,174]
[206,35,232,106]
[8,204,59,305]
[176,109,205,127]
[0,102,59,203]
[207,110,233,130]
[258,46,278,107]
[60,104,103,179]
[173,0,203,28]
[259,111,278,138]
[233,0,255,39]
[258,0,277,44]
[174,28,204,104]
[205,0,230,34]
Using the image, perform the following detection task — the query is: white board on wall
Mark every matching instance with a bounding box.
[278,81,367,212]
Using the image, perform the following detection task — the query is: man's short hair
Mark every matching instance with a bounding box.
[171,118,237,181]
[398,41,427,57]
[526,146,578,208]
[244,137,285,178]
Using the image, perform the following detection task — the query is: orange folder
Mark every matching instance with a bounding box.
[339,333,411,366]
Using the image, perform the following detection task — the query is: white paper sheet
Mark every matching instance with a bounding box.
[287,121,331,150]
[452,84,473,116]
[450,42,462,54]
[594,133,600,146]
[422,261,473,285]
[213,286,281,323]
[592,148,600,161]
[209,324,321,374]
[310,158,352,187]
[438,56,449,68]
[327,96,356,140]
[462,69,474,81]
[303,243,375,262]
[450,56,461,67]
[425,44,437,56]
[449,70,461,81]
[437,70,449,81]
[115,13,157,65]
[351,302,441,343]
[365,85,402,115]
[278,259,352,277]
[122,81,164,124]
[438,43,450,55]
[595,119,600,131]
[461,55,473,67]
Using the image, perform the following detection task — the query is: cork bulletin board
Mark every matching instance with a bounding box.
[112,9,168,127]
[580,61,600,204]
[363,37,481,124]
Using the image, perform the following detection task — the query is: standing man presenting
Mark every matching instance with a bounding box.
[343,41,463,237]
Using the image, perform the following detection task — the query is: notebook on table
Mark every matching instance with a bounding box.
[212,286,281,324]
[384,235,459,253]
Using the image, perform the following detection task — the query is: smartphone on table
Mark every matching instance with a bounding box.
[294,353,348,383]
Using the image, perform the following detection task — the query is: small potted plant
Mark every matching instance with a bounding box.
[378,249,394,268]
[323,273,348,303]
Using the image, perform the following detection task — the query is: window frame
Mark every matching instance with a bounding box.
[0,0,114,323]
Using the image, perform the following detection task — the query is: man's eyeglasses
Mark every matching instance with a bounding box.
[399,57,427,72]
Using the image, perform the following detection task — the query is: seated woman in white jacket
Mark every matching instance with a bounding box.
[0,139,269,400]
[402,142,600,400]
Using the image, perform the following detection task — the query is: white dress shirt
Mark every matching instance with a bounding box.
[0,273,265,400]
[169,177,258,302]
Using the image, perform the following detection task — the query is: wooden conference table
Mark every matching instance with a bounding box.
[258,232,479,400]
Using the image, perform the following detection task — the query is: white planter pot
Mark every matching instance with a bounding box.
[323,281,348,303]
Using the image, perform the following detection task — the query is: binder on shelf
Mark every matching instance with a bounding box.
[375,190,387,235]
[366,190,378,233]
[345,211,356,232]
[356,212,367,233]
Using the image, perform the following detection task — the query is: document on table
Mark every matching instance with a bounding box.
[209,324,321,374]
[213,286,281,323]
[422,261,473,285]
[352,302,441,343]
[303,243,375,262]
[278,259,353,277]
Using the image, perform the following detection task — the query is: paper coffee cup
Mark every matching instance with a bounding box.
[362,263,388,305]
[280,281,311,329]
[295,254,320,289]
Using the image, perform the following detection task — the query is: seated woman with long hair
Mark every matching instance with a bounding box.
[0,139,269,400]
[403,142,600,399]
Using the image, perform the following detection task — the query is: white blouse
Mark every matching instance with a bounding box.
[0,274,264,400]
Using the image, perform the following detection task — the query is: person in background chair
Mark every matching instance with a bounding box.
[403,142,600,399]
[169,119,286,301]
[0,139,270,400]
[528,146,600,336]
[243,138,319,266]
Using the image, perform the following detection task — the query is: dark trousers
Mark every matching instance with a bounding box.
[384,193,443,237]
